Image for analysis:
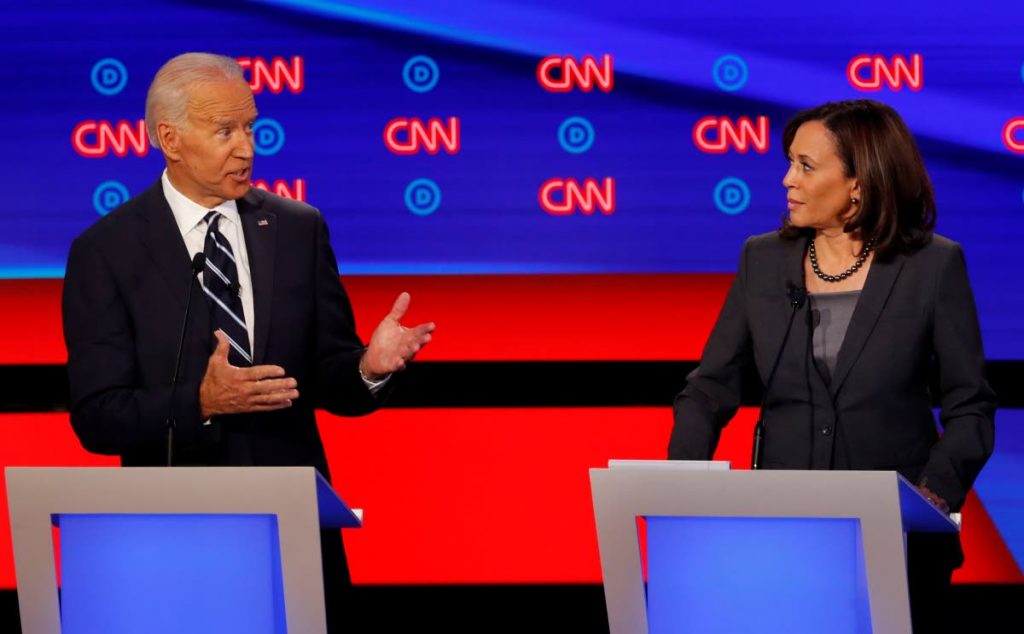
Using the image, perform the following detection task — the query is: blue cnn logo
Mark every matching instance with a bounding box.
[404,178,441,216]
[253,118,285,156]
[713,177,751,215]
[93,181,130,215]
[91,58,128,96]
[403,56,439,93]
[558,117,595,154]
[712,55,748,92]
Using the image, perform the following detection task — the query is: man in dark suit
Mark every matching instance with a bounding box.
[62,52,433,629]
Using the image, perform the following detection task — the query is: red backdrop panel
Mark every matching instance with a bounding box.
[0,410,1018,589]
[0,275,732,364]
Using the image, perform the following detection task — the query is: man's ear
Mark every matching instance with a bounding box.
[156,121,181,161]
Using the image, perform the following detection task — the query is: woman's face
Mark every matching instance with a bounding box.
[783,120,860,231]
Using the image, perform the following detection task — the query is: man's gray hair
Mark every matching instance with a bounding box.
[145,53,245,148]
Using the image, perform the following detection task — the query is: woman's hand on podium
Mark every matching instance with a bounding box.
[917,485,950,514]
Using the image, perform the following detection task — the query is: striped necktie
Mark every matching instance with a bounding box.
[202,211,252,366]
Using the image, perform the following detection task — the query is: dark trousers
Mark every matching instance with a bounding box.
[907,532,962,634]
[321,529,352,634]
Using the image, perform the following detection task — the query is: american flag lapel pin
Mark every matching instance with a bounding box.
[257,218,269,227]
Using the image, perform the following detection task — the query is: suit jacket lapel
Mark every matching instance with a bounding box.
[780,233,819,377]
[238,190,276,365]
[828,253,906,398]
[138,178,214,351]
[773,235,810,353]
[780,235,808,297]
[139,179,190,303]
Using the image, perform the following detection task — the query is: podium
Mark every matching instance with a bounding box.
[6,467,362,634]
[590,464,959,634]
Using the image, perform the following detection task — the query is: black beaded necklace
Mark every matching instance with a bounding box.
[808,237,875,283]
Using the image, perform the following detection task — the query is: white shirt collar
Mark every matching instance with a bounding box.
[161,170,240,237]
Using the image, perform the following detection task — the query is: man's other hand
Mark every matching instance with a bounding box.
[360,292,435,381]
[199,330,299,418]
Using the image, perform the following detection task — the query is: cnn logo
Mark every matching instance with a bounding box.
[539,178,615,215]
[384,117,460,155]
[537,55,613,92]
[72,120,148,158]
[693,116,769,154]
[252,179,306,201]
[1003,118,1024,153]
[237,56,304,94]
[847,54,922,91]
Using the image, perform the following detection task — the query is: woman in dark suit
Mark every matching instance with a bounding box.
[668,100,995,632]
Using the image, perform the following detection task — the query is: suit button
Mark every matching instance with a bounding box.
[821,426,833,436]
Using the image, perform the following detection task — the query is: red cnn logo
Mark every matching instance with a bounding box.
[1003,118,1024,153]
[693,116,770,154]
[384,117,460,155]
[252,178,306,201]
[847,54,923,91]
[237,56,304,94]
[539,178,616,215]
[537,55,613,92]
[72,120,149,158]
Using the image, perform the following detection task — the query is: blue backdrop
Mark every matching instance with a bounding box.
[0,0,1021,360]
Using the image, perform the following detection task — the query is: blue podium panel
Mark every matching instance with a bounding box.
[57,514,287,634]
[646,516,871,634]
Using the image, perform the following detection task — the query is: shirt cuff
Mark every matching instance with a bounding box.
[359,367,391,394]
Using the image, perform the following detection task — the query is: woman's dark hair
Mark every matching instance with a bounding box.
[779,99,935,258]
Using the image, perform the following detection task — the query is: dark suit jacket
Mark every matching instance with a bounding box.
[669,231,995,512]
[63,179,382,475]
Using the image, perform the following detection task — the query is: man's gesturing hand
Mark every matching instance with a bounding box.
[360,292,435,381]
[199,330,300,418]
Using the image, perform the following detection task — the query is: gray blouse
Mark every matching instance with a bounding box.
[808,290,861,384]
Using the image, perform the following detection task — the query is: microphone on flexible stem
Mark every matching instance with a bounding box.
[166,253,206,467]
[751,282,807,470]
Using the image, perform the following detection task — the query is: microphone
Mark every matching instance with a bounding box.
[787,283,807,310]
[751,282,807,470]
[166,253,206,466]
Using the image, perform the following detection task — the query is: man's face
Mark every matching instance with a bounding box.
[163,78,257,207]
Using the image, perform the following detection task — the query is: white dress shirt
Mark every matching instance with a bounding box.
[162,170,256,353]
[160,170,387,392]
